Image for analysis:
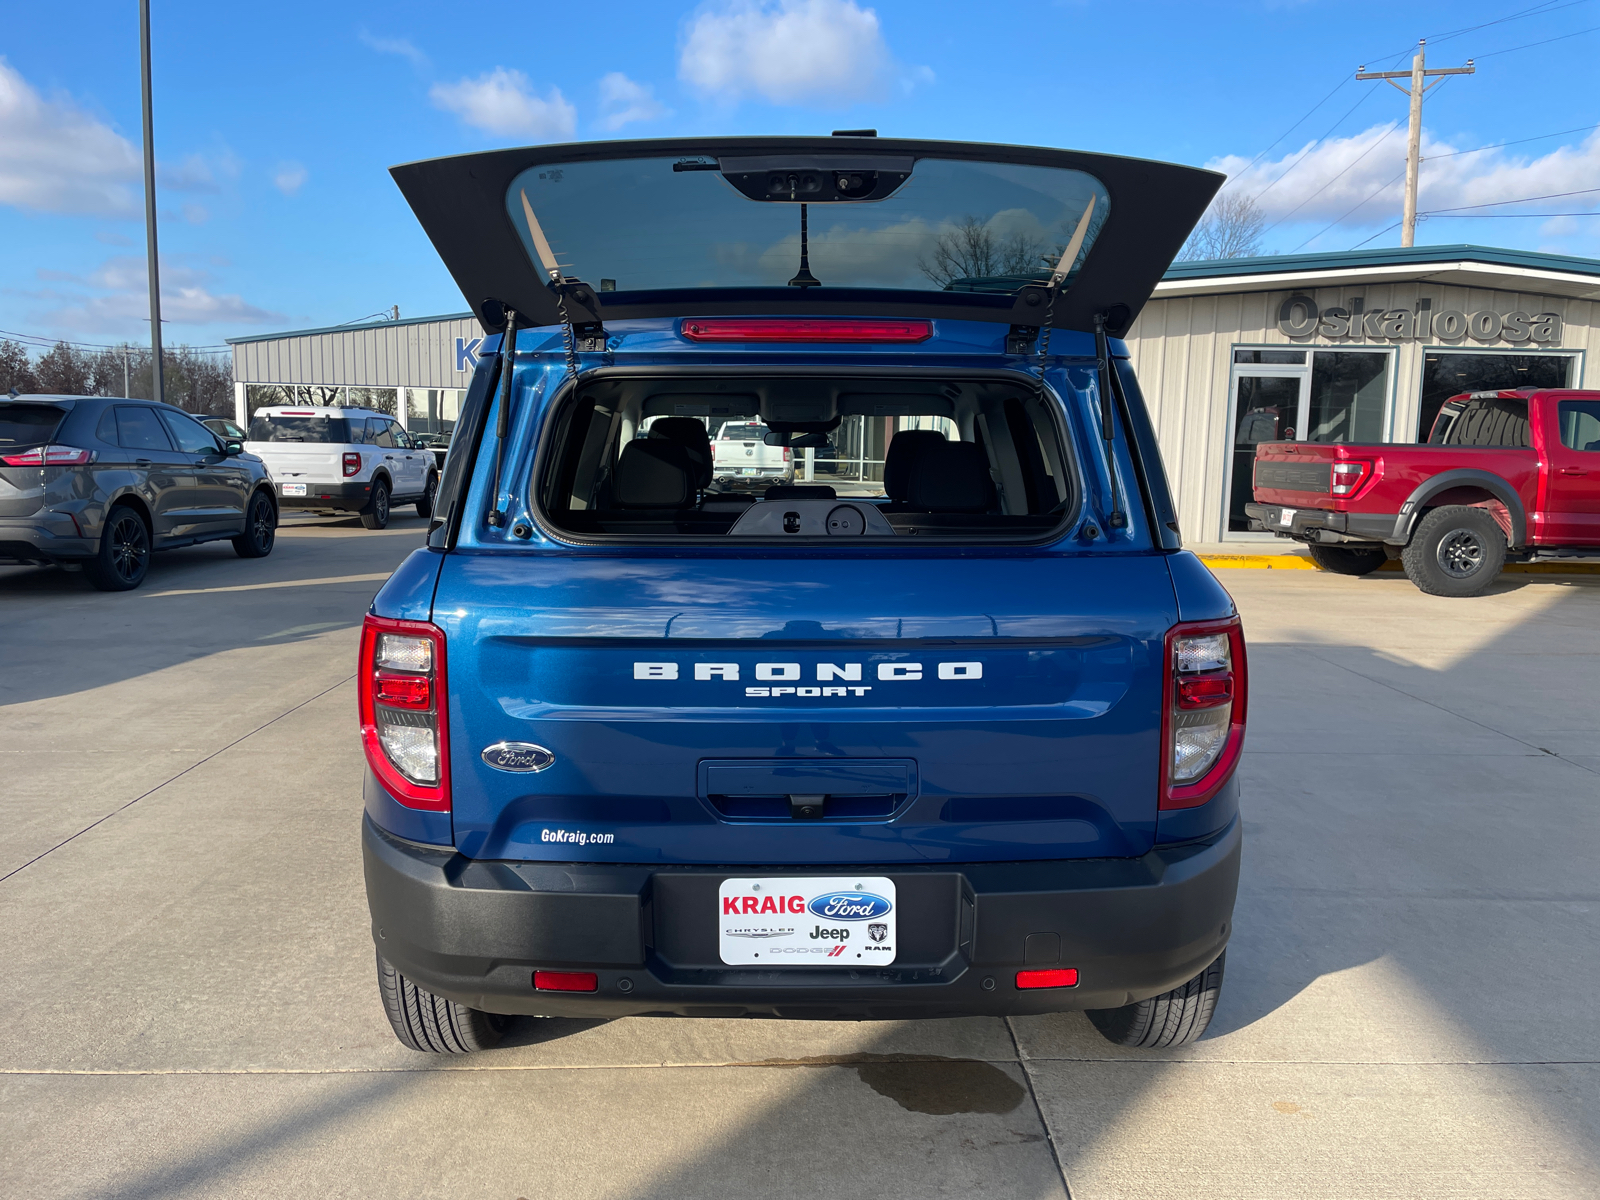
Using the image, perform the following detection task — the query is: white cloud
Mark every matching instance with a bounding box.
[1210,124,1600,245]
[430,69,576,139]
[679,0,917,106]
[598,72,667,131]
[27,255,282,335]
[359,30,430,71]
[0,57,141,216]
[274,161,308,196]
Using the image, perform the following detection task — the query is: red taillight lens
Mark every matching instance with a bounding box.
[1330,459,1373,496]
[1016,968,1078,990]
[374,671,430,709]
[680,318,933,343]
[1,444,96,466]
[1161,617,1248,811]
[782,447,792,462]
[534,970,598,992]
[343,452,362,477]
[358,615,449,811]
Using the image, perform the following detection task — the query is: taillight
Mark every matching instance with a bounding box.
[343,452,362,477]
[680,318,933,343]
[782,447,792,462]
[1016,968,1078,990]
[1330,460,1373,497]
[358,614,448,811]
[1161,617,1247,810]
[1,444,96,466]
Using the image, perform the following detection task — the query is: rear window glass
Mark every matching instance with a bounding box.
[0,404,66,447]
[536,377,1074,541]
[507,156,1110,297]
[249,415,351,443]
[1441,398,1530,448]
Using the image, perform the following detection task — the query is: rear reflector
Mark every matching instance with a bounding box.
[534,970,598,992]
[374,671,430,708]
[1016,968,1078,990]
[681,318,933,343]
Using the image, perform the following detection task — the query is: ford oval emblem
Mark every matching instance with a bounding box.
[807,891,892,921]
[480,742,556,773]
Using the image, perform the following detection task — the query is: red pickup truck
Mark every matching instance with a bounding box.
[1247,388,1600,596]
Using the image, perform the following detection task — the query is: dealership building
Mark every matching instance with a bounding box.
[229,243,1600,543]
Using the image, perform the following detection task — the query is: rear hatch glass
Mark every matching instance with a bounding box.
[249,415,352,443]
[0,404,68,449]
[539,374,1075,540]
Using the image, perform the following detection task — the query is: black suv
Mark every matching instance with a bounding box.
[0,395,279,590]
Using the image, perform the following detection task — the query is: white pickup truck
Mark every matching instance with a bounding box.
[711,420,792,487]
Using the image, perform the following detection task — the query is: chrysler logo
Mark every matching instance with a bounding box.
[480,742,556,773]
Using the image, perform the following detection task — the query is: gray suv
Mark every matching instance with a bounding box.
[0,394,279,591]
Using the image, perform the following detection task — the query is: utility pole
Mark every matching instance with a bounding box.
[139,0,164,404]
[1357,40,1474,247]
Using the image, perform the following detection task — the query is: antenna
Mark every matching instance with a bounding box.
[788,203,821,288]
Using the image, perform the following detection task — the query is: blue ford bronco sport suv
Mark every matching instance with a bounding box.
[361,136,1243,1052]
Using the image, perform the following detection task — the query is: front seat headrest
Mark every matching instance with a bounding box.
[649,417,713,489]
[906,441,996,513]
[615,440,695,509]
[882,429,947,500]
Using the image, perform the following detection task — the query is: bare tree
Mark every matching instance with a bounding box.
[919,217,1050,287]
[34,342,95,394]
[1179,192,1267,261]
[0,339,39,394]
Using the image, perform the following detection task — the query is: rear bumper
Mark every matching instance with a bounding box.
[362,813,1241,1019]
[0,515,96,564]
[1244,502,1400,545]
[277,480,371,511]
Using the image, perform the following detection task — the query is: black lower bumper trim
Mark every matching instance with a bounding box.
[1245,502,1399,544]
[363,813,1241,1019]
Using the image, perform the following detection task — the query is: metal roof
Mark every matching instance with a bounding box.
[1155,244,1600,301]
[226,311,474,346]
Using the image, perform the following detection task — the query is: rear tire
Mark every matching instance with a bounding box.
[232,491,277,558]
[415,473,438,519]
[360,479,391,530]
[1401,506,1506,597]
[377,953,509,1053]
[85,505,151,591]
[1307,544,1387,576]
[1086,951,1225,1048]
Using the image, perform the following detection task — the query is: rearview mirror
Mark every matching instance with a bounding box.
[764,431,830,448]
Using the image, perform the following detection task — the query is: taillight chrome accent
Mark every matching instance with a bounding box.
[1330,459,1373,497]
[1161,617,1247,811]
[359,614,449,811]
[343,452,362,477]
[1,444,96,466]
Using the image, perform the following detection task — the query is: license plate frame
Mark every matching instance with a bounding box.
[281,483,307,497]
[718,876,896,966]
[1279,507,1296,528]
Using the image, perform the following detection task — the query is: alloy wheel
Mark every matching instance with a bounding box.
[1436,528,1485,578]
[111,515,149,582]
[251,499,275,550]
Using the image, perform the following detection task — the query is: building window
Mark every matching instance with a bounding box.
[406,388,465,439]
[243,384,397,415]
[1417,353,1575,441]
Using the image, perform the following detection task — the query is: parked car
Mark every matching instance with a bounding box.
[712,419,792,487]
[245,406,437,529]
[203,417,249,443]
[412,431,452,472]
[361,136,1241,1054]
[0,394,277,590]
[1247,387,1600,596]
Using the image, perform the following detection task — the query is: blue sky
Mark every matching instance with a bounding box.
[2,0,1598,350]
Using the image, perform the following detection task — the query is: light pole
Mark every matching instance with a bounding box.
[139,0,164,404]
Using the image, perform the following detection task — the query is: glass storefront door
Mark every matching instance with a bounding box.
[1226,348,1394,533]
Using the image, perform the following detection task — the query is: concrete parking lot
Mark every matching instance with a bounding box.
[1,524,1596,1199]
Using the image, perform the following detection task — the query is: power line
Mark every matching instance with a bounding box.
[0,327,230,353]
[1293,167,1408,251]
[1424,210,1600,217]
[1250,89,1384,204]
[1263,123,1401,233]
[1423,185,1600,212]
[1422,0,1592,48]
[1425,121,1599,158]
[1350,221,1403,250]
[1217,77,1352,193]
[1473,21,1600,56]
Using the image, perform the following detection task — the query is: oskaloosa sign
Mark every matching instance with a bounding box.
[1277,295,1562,344]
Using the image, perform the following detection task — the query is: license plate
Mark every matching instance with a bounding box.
[1279,507,1296,527]
[281,483,307,496]
[719,876,896,966]
[740,468,756,475]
